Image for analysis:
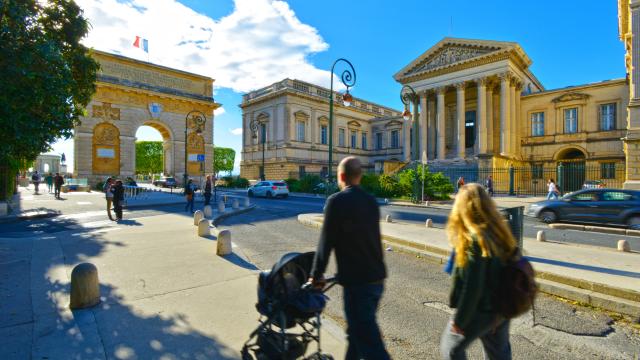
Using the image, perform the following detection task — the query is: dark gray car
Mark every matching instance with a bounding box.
[527,188,640,228]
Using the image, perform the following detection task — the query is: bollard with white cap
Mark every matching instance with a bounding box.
[232,199,239,209]
[216,229,232,255]
[203,205,213,218]
[193,210,204,225]
[618,239,631,252]
[198,219,210,237]
[425,219,433,228]
[69,263,100,309]
[218,201,225,213]
[537,230,546,242]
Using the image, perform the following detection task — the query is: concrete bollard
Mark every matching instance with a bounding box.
[537,230,546,242]
[198,219,210,237]
[425,201,430,207]
[232,199,239,209]
[203,205,213,218]
[69,263,100,309]
[218,201,225,213]
[425,219,433,228]
[385,215,392,223]
[243,197,250,207]
[618,239,631,252]
[216,229,232,255]
[223,195,228,204]
[193,210,204,225]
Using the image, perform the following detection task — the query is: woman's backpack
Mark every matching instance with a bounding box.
[494,248,537,319]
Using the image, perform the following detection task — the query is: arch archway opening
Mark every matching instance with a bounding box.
[556,147,587,193]
[135,122,173,183]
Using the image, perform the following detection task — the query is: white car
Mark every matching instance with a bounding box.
[247,180,289,198]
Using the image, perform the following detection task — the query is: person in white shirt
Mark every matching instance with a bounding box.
[547,178,559,200]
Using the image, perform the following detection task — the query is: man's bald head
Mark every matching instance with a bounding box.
[338,156,362,188]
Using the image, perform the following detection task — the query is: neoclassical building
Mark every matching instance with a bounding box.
[240,79,403,180]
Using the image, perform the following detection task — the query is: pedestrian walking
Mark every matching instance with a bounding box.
[184,179,195,213]
[111,180,125,221]
[104,178,115,221]
[54,172,64,199]
[45,173,53,193]
[440,183,517,360]
[204,175,212,206]
[546,178,560,200]
[456,177,465,193]
[309,156,390,360]
[485,175,494,197]
[31,171,41,194]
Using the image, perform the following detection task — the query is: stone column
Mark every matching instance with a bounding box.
[403,105,411,162]
[485,83,494,154]
[499,73,511,155]
[509,78,517,157]
[477,78,487,154]
[420,91,428,161]
[624,1,640,188]
[456,83,466,159]
[427,93,437,159]
[514,81,523,158]
[120,135,135,177]
[436,87,446,160]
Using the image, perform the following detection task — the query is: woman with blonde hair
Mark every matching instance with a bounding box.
[440,183,517,360]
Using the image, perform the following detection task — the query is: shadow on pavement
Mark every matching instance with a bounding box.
[527,256,640,278]
[221,253,259,271]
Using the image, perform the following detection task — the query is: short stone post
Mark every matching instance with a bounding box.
[69,263,100,309]
[425,200,430,207]
[243,197,250,207]
[218,201,225,213]
[537,230,546,242]
[193,210,204,225]
[232,199,239,209]
[198,219,210,237]
[617,240,631,252]
[385,215,392,223]
[203,205,213,218]
[216,229,232,255]
[425,219,433,228]
[223,195,228,204]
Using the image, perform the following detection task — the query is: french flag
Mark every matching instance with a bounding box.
[133,36,149,53]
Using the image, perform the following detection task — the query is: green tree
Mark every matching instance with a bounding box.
[0,0,99,200]
[135,141,163,174]
[213,147,235,176]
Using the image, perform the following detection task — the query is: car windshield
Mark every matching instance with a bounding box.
[273,182,286,186]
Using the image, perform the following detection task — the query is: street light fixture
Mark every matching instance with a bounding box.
[327,58,356,188]
[400,84,421,203]
[184,110,206,192]
[249,119,266,181]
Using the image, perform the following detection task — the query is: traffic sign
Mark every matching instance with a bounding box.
[197,154,205,162]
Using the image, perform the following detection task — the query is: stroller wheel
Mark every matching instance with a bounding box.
[241,347,255,360]
[306,353,334,360]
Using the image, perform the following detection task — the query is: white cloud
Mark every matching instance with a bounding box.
[214,107,226,116]
[229,128,242,135]
[77,0,333,93]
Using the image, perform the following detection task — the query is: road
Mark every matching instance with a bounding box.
[219,197,640,359]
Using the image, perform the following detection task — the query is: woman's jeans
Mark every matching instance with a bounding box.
[546,191,558,200]
[343,283,390,360]
[185,197,194,212]
[440,313,511,360]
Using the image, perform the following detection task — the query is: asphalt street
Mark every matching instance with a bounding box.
[219,197,640,359]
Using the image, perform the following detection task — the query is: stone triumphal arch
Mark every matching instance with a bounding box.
[74,50,220,186]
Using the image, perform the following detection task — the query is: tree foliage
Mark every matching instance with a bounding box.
[135,141,163,174]
[0,0,98,200]
[213,147,235,176]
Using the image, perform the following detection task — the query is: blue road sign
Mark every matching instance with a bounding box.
[197,154,205,162]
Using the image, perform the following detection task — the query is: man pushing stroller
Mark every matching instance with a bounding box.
[308,156,391,360]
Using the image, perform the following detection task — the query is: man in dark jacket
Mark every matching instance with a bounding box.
[204,175,212,206]
[54,173,64,199]
[111,180,125,221]
[309,156,390,360]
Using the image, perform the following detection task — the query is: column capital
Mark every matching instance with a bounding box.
[435,86,447,95]
[498,71,515,82]
[454,82,467,90]
[476,77,489,87]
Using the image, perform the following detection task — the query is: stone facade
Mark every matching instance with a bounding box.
[74,51,220,186]
[35,154,61,175]
[240,79,402,180]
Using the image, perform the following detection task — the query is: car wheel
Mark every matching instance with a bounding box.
[627,215,640,229]
[248,190,254,197]
[539,210,557,224]
[266,191,273,198]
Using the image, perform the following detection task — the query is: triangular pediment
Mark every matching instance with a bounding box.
[552,92,591,103]
[394,38,531,82]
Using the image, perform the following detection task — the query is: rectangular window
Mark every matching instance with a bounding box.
[601,162,616,179]
[600,103,616,131]
[338,128,345,147]
[320,125,327,145]
[531,112,544,136]
[564,108,578,134]
[391,130,399,148]
[351,130,357,149]
[362,132,367,150]
[376,132,383,150]
[531,163,543,179]
[298,166,306,178]
[296,121,305,142]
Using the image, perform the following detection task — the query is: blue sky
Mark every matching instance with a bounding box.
[54,0,625,174]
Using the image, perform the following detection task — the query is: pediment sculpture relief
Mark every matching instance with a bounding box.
[408,46,496,75]
[92,102,120,121]
[551,92,591,103]
[94,124,119,145]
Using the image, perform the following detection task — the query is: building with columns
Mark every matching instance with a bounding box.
[240,79,403,180]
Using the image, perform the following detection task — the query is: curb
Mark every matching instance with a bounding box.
[0,210,61,224]
[549,223,640,237]
[297,215,640,317]
[212,204,256,227]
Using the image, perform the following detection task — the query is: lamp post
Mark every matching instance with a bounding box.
[400,84,421,203]
[327,58,356,188]
[184,110,206,192]
[249,119,266,181]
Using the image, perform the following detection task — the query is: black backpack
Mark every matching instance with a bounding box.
[493,248,538,319]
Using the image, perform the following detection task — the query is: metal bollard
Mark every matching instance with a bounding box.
[193,210,204,225]
[198,219,210,237]
[69,263,100,309]
[216,229,232,255]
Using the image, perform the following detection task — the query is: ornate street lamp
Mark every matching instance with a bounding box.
[184,110,206,192]
[328,58,356,187]
[400,84,421,203]
[249,119,266,181]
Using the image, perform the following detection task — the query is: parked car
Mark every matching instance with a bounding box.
[247,180,289,198]
[153,177,177,188]
[583,180,606,189]
[527,188,640,228]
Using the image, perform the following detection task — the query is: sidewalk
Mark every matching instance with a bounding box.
[382,195,547,213]
[0,209,345,359]
[298,213,640,317]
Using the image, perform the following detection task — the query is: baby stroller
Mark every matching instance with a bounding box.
[241,252,337,360]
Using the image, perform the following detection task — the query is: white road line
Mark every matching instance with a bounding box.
[77,201,93,205]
